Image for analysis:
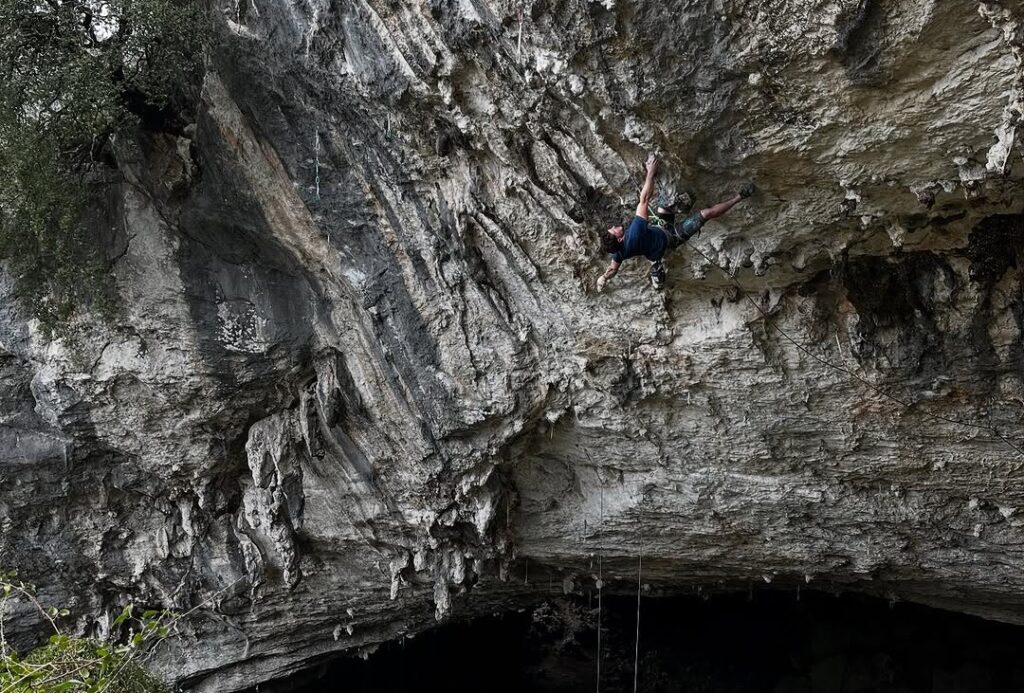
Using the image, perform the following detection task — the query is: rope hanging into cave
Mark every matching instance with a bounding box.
[682,243,1024,460]
[588,460,645,693]
[595,478,604,693]
[633,521,642,693]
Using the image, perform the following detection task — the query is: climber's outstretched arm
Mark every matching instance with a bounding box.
[596,260,620,292]
[634,154,658,220]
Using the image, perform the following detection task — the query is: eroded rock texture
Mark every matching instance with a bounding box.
[2,0,1024,689]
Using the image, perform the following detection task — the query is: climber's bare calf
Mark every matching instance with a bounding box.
[699,192,746,221]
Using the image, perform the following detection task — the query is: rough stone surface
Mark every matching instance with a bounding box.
[2,0,1024,690]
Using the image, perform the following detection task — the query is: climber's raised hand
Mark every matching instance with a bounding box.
[637,156,659,218]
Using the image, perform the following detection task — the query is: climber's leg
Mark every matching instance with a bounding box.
[671,211,705,245]
[699,196,741,221]
[698,184,754,221]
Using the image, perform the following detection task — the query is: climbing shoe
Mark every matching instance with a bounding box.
[650,260,666,290]
[739,182,756,199]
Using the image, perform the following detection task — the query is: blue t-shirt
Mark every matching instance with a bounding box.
[611,215,668,263]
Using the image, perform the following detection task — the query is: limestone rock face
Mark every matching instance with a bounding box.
[2,0,1023,689]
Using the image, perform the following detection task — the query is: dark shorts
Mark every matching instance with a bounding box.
[666,212,705,249]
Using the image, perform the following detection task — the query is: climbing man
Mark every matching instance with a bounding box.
[596,154,754,291]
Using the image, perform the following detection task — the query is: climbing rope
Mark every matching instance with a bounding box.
[632,521,642,693]
[516,2,524,62]
[595,479,604,693]
[682,241,1024,460]
[313,129,321,201]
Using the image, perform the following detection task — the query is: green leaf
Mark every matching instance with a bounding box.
[113,604,133,627]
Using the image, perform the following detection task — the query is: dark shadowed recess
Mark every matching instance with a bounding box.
[243,591,1024,693]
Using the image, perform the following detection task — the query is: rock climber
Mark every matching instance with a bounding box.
[596,154,754,291]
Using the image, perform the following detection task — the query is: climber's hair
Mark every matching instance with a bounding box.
[600,230,623,255]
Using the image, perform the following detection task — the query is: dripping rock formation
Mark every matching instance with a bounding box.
[2,0,1024,690]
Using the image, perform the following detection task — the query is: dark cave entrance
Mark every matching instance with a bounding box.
[249,591,1024,693]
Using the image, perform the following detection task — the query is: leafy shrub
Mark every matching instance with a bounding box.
[1,572,174,692]
[0,0,205,335]
[6,637,171,692]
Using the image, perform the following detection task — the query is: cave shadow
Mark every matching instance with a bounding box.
[244,590,1024,693]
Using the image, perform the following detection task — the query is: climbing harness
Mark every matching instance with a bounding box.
[683,241,1024,460]
[647,207,672,228]
[649,202,704,242]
